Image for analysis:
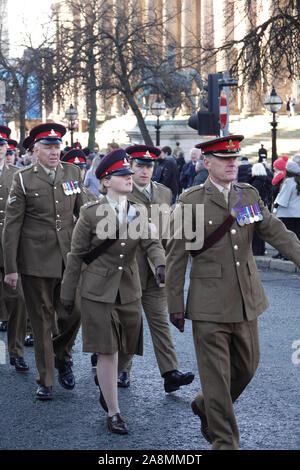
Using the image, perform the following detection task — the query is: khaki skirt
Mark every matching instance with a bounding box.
[80,297,143,355]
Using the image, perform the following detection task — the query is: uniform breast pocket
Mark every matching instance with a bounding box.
[61,186,77,210]
[26,189,49,211]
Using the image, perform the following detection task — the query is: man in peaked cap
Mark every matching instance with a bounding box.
[0,127,29,371]
[0,126,11,332]
[23,136,36,165]
[3,122,89,400]
[5,139,18,166]
[165,135,300,449]
[117,144,194,392]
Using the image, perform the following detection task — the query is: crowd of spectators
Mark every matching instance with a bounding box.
[6,135,300,260]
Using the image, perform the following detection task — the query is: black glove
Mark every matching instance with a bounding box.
[170,312,185,332]
[155,265,165,287]
[61,299,74,314]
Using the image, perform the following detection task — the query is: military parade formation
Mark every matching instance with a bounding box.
[1,123,300,450]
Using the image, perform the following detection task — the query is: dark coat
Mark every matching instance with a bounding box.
[237,163,252,183]
[192,168,209,186]
[250,175,272,207]
[152,157,179,202]
[180,161,197,189]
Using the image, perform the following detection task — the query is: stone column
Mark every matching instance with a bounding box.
[201,0,215,73]
[235,0,257,115]
[163,0,179,50]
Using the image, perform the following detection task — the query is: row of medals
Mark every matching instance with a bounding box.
[237,204,263,226]
[62,181,81,195]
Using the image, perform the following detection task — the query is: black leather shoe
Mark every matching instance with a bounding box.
[191,400,212,444]
[10,357,29,371]
[55,357,75,390]
[117,372,130,388]
[107,413,129,435]
[94,374,108,412]
[0,321,7,332]
[91,353,98,367]
[24,334,34,347]
[164,370,194,393]
[36,385,53,400]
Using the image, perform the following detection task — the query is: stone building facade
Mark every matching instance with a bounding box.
[50,0,298,131]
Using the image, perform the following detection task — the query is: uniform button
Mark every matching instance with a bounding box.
[231,229,236,235]
[208,220,213,225]
[0,184,2,188]
[35,193,39,196]
[150,204,152,208]
[118,266,123,270]
[234,245,238,250]
[57,214,60,218]
[121,242,126,247]
[236,261,240,266]
[54,186,57,190]
[0,210,3,213]
[0,198,3,201]
[56,200,59,204]
[148,217,151,221]
[120,254,124,258]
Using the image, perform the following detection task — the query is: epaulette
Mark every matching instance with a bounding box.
[179,184,205,202]
[83,199,101,208]
[233,182,256,191]
[152,181,171,192]
[18,164,34,172]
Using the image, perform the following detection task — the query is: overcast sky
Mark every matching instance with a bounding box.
[7,0,54,57]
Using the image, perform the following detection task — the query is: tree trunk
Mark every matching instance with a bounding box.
[88,86,97,151]
[19,81,28,154]
[126,92,153,146]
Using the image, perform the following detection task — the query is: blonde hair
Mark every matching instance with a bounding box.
[99,175,111,195]
[91,155,101,175]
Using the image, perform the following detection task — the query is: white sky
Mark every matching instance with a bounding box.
[7,0,54,57]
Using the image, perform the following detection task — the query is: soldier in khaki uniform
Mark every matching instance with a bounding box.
[0,127,28,371]
[60,149,166,435]
[166,135,300,450]
[3,123,88,400]
[117,145,194,392]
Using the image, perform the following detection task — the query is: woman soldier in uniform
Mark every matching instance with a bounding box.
[60,149,165,435]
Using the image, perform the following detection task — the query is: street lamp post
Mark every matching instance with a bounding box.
[151,96,165,146]
[65,104,78,147]
[264,86,283,167]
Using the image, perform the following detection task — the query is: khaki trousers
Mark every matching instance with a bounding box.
[0,269,26,358]
[192,319,260,450]
[119,280,178,376]
[0,274,8,321]
[21,275,81,387]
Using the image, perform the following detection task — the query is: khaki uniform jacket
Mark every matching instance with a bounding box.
[166,177,300,323]
[127,181,171,289]
[3,162,88,277]
[0,164,19,268]
[60,197,166,304]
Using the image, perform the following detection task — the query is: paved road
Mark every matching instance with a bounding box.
[0,269,299,451]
